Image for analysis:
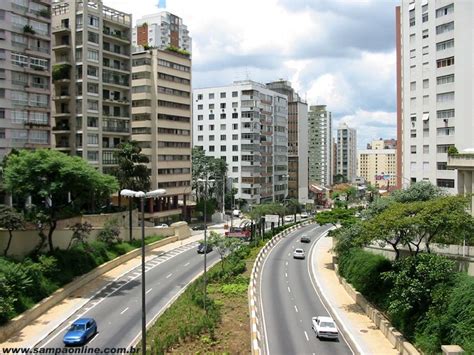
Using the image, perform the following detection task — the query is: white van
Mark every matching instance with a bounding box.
[232,209,241,217]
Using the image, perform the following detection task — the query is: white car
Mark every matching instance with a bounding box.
[154,223,168,228]
[284,215,294,222]
[293,248,305,259]
[300,212,309,219]
[312,316,339,339]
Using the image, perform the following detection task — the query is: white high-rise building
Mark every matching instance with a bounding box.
[132,12,191,54]
[193,81,288,206]
[308,105,333,187]
[336,122,357,183]
[397,1,473,191]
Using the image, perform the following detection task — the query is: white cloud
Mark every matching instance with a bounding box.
[307,73,354,110]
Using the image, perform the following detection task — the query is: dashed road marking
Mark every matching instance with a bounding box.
[184,262,190,267]
[304,331,309,341]
[288,286,291,293]
[146,288,153,294]
[294,305,299,313]
[120,307,129,315]
[166,273,172,279]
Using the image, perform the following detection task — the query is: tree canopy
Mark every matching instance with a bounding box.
[114,140,150,195]
[3,149,118,252]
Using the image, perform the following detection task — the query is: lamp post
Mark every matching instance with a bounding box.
[119,188,166,354]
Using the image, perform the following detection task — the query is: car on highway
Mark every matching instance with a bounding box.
[197,242,213,254]
[191,224,206,231]
[300,235,311,243]
[63,318,97,346]
[311,316,339,340]
[284,215,294,223]
[154,223,168,228]
[293,248,305,259]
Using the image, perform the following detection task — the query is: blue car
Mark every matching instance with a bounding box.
[63,318,97,346]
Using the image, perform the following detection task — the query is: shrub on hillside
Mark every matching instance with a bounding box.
[338,249,392,307]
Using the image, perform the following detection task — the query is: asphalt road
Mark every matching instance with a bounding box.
[260,224,353,355]
[36,241,219,352]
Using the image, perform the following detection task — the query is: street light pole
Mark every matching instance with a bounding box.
[120,188,166,354]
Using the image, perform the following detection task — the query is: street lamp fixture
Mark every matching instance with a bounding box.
[119,188,166,354]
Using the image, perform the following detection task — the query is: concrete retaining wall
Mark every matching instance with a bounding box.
[334,266,420,355]
[0,230,191,343]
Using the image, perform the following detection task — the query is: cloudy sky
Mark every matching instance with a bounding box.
[107,0,399,149]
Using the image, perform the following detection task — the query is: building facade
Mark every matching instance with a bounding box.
[308,105,332,187]
[266,80,308,203]
[358,139,397,188]
[51,0,132,173]
[398,1,474,192]
[193,81,288,207]
[131,48,192,222]
[0,0,52,160]
[336,122,357,182]
[132,12,191,53]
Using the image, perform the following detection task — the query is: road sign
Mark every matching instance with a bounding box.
[265,214,279,223]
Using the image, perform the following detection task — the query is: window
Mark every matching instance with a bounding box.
[197,94,203,100]
[436,4,454,18]
[209,104,215,109]
[423,95,429,105]
[12,53,30,68]
[87,31,99,44]
[87,100,98,111]
[437,144,454,153]
[0,89,5,98]
[209,93,214,99]
[437,39,454,51]
[220,146,226,152]
[209,135,215,141]
[232,145,238,152]
[423,79,429,89]
[220,113,226,119]
[422,29,429,39]
[209,146,215,152]
[437,57,454,68]
[423,145,429,154]
[232,166,238,172]
[232,102,238,108]
[197,104,203,110]
[197,125,203,131]
[197,135,203,141]
[197,115,203,121]
[87,134,98,145]
[422,12,428,23]
[409,9,415,26]
[87,49,98,62]
[437,109,455,119]
[232,112,238,119]
[87,65,98,77]
[0,109,4,119]
[209,114,215,120]
[410,81,416,91]
[209,124,214,131]
[87,151,98,161]
[88,15,99,27]
[410,49,416,59]
[220,103,226,109]
[220,92,226,98]
[232,134,238,140]
[0,49,5,61]
[436,21,454,35]
[411,145,417,154]
[437,179,454,188]
[437,162,447,170]
[437,126,455,136]
[232,123,238,130]
[220,124,226,130]
[422,46,429,55]
[410,34,416,45]
[0,128,5,139]
[30,20,48,36]
[437,92,454,102]
[232,91,238,97]
[220,134,226,141]
[410,129,417,138]
[437,74,454,85]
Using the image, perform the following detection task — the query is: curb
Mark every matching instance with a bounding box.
[248,221,312,355]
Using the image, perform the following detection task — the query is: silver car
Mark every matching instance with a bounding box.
[293,248,305,259]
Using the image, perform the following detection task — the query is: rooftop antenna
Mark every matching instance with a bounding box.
[157,0,166,9]
[245,66,250,81]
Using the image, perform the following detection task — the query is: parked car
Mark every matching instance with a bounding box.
[311,316,339,339]
[191,224,206,231]
[284,215,294,223]
[63,318,97,346]
[300,235,311,243]
[300,212,310,219]
[197,242,213,254]
[293,248,305,259]
[154,223,168,228]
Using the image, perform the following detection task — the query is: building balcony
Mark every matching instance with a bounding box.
[102,125,130,133]
[102,29,130,44]
[52,25,71,34]
[447,153,474,170]
[56,141,70,149]
[52,124,70,133]
[53,93,71,101]
[52,43,71,51]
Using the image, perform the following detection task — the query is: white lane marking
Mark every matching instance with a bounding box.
[285,261,288,266]
[285,272,288,278]
[294,305,299,313]
[287,286,291,293]
[120,307,129,315]
[146,288,153,294]
[166,273,172,278]
[288,252,291,256]
[184,262,190,267]
[304,331,309,341]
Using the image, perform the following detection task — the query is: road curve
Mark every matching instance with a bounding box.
[260,224,353,355]
[35,241,219,351]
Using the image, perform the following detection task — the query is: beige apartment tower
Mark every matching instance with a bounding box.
[51,0,132,173]
[131,48,192,222]
[0,0,53,160]
[358,139,397,189]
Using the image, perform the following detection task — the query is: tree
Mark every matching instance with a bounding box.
[114,141,150,207]
[391,181,443,203]
[284,198,301,223]
[3,149,118,252]
[0,205,25,256]
[207,231,242,272]
[315,208,357,228]
[333,174,347,184]
[67,221,93,249]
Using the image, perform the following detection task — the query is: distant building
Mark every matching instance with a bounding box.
[358,139,397,188]
[308,105,333,187]
[193,81,289,206]
[132,12,191,53]
[266,80,308,203]
[336,122,357,183]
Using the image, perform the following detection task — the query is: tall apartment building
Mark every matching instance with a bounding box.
[131,48,192,222]
[397,1,473,192]
[0,0,52,160]
[266,80,308,203]
[308,105,333,187]
[336,122,357,182]
[51,0,132,173]
[193,81,289,206]
[132,12,191,53]
[358,139,397,188]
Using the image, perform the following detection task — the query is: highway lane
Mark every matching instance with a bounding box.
[36,241,219,351]
[260,224,353,355]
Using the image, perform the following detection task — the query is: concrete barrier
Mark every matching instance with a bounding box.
[0,233,189,343]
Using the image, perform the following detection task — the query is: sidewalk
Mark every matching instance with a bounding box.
[312,236,398,355]
[2,226,226,350]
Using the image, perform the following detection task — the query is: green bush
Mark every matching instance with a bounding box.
[338,249,392,308]
[52,64,71,81]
